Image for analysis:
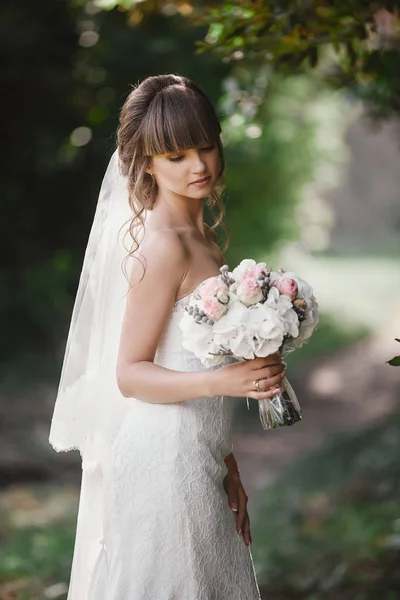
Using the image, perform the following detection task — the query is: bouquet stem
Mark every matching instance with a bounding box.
[247,376,302,430]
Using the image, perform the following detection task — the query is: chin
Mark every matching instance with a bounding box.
[187,192,211,201]
[188,183,215,199]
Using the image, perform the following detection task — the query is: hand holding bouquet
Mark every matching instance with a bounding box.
[178,259,319,429]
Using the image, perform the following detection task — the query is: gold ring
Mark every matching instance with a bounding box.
[253,379,261,392]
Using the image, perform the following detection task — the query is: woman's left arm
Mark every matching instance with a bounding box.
[223,452,252,546]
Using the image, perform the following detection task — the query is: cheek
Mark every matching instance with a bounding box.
[171,166,185,181]
[158,164,186,186]
[209,152,221,174]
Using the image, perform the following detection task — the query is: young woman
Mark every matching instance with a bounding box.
[49,74,285,600]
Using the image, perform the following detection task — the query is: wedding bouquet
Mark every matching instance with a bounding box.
[178,259,319,430]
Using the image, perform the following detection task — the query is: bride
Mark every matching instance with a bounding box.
[49,74,285,599]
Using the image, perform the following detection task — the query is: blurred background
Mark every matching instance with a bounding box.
[1,1,399,598]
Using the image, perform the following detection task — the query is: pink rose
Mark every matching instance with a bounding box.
[199,277,227,300]
[237,278,263,306]
[203,297,228,321]
[272,277,298,302]
[240,264,266,282]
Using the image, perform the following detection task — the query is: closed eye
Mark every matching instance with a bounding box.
[168,145,215,163]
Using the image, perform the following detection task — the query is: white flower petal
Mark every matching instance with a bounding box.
[231,259,256,282]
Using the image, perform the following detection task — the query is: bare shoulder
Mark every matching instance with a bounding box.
[129,228,189,288]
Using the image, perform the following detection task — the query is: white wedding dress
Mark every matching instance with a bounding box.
[68,292,261,600]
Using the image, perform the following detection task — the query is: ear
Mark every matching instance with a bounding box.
[145,157,154,175]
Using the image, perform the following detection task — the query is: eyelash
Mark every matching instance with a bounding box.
[169,145,215,162]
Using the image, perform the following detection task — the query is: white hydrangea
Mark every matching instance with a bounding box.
[179,308,225,367]
[264,287,299,338]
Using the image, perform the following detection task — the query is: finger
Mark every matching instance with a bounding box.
[252,354,282,369]
[259,371,286,392]
[266,352,283,365]
[228,490,239,513]
[252,376,283,393]
[223,478,238,510]
[247,384,284,401]
[268,351,282,360]
[236,490,248,534]
[241,513,251,546]
[261,363,285,378]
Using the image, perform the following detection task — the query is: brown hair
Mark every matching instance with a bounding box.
[117,74,229,276]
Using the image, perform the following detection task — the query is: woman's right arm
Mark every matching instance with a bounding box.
[116,230,216,404]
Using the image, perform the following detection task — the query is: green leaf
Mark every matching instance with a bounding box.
[94,0,118,9]
[315,6,335,19]
[242,9,255,20]
[232,36,244,48]
[387,356,400,366]
[395,338,400,343]
[207,22,224,44]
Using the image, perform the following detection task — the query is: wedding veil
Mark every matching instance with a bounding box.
[48,149,151,598]
[49,148,146,470]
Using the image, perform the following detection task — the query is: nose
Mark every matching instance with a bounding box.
[190,150,207,174]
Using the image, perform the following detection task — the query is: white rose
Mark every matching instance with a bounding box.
[231,259,256,282]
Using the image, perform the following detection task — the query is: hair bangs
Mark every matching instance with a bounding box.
[140,86,221,156]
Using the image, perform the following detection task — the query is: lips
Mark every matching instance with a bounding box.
[192,176,211,184]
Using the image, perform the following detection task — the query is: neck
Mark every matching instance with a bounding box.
[151,194,206,237]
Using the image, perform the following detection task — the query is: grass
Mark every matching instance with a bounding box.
[0,487,76,599]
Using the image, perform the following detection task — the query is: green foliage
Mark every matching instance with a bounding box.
[93,1,400,120]
[218,68,347,266]
[387,338,400,366]
[195,1,379,67]
[252,412,400,597]
[93,1,398,71]
[220,75,317,264]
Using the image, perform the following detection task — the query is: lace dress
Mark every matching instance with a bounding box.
[77,293,261,600]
